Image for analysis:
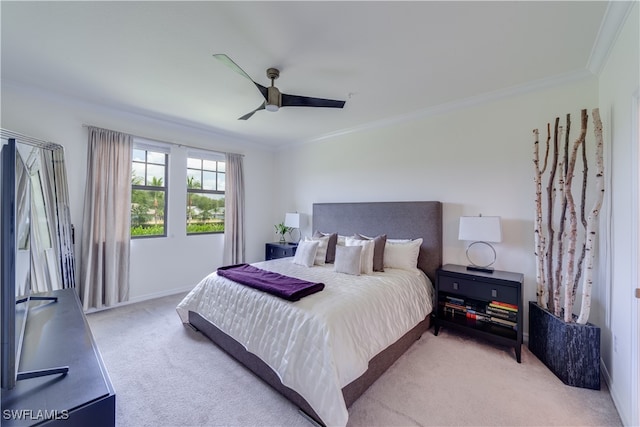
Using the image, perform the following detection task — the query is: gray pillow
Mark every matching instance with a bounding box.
[313,231,338,263]
[355,233,387,272]
[334,245,362,276]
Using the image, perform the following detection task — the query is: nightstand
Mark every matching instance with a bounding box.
[265,242,298,260]
[434,264,524,363]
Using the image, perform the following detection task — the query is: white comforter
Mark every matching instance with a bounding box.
[176,258,433,427]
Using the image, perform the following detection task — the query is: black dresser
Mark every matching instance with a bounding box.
[1,288,115,426]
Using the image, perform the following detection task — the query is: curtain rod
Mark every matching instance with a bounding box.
[1,128,61,150]
[81,124,244,157]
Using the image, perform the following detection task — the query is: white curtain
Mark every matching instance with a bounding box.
[223,153,245,265]
[79,127,132,310]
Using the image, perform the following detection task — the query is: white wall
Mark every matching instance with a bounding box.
[1,82,277,302]
[274,77,599,329]
[597,3,639,425]
[271,7,638,422]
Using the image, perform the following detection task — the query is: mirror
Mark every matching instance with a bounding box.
[14,150,31,298]
[2,132,76,390]
[2,132,76,294]
[19,143,58,292]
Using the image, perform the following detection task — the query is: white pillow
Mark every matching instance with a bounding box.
[293,240,319,267]
[383,238,423,270]
[345,237,375,275]
[334,245,362,276]
[305,235,329,265]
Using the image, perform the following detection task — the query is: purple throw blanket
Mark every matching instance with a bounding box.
[217,264,324,301]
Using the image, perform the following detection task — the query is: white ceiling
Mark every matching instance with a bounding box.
[1,1,619,149]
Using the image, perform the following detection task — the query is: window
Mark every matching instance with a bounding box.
[131,146,168,238]
[187,154,225,234]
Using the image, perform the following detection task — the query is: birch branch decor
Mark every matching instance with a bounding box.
[532,108,604,324]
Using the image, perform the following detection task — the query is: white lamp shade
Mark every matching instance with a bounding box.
[284,212,300,228]
[458,216,502,243]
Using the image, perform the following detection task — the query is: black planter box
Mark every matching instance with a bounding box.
[528,301,600,390]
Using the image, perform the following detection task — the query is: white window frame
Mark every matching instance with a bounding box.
[130,139,171,239]
[186,148,226,235]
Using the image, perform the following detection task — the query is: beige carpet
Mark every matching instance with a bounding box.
[87,292,621,427]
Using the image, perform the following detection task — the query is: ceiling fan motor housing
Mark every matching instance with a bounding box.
[266,86,281,111]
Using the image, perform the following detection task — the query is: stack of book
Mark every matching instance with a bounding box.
[486,300,518,329]
[439,296,518,330]
[442,295,466,317]
[465,306,490,322]
[441,296,492,322]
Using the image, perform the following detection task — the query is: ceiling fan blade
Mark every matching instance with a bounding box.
[213,54,268,102]
[281,93,345,109]
[213,54,253,81]
[253,82,269,101]
[238,102,266,120]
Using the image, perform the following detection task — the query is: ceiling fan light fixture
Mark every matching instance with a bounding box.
[265,103,279,112]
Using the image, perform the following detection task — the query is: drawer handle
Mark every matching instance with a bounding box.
[453,282,459,290]
[492,289,498,298]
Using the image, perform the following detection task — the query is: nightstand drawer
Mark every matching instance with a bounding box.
[270,246,295,258]
[265,243,298,260]
[438,275,518,304]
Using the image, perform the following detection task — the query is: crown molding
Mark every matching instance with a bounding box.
[296,68,595,149]
[1,79,279,153]
[587,1,636,75]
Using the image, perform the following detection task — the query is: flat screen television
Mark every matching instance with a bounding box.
[1,138,28,390]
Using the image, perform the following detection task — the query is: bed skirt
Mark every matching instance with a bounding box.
[188,310,431,426]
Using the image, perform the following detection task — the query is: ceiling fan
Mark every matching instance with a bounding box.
[213,54,346,120]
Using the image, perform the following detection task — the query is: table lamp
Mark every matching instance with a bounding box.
[458,215,502,273]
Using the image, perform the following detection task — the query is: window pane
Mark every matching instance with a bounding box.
[217,162,226,173]
[187,169,201,189]
[202,159,217,171]
[146,164,165,186]
[202,171,216,190]
[131,163,145,185]
[217,172,225,191]
[131,188,165,237]
[131,147,168,239]
[187,193,224,234]
[132,149,146,162]
[147,151,165,165]
[187,157,201,169]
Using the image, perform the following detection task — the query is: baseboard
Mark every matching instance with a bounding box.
[128,285,194,304]
[601,358,629,426]
[84,285,194,314]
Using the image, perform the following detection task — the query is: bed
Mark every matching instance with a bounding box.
[176,201,442,426]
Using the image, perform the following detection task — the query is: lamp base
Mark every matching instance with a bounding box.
[465,241,497,274]
[466,265,494,274]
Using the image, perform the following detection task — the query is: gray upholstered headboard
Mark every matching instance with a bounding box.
[312,201,443,283]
